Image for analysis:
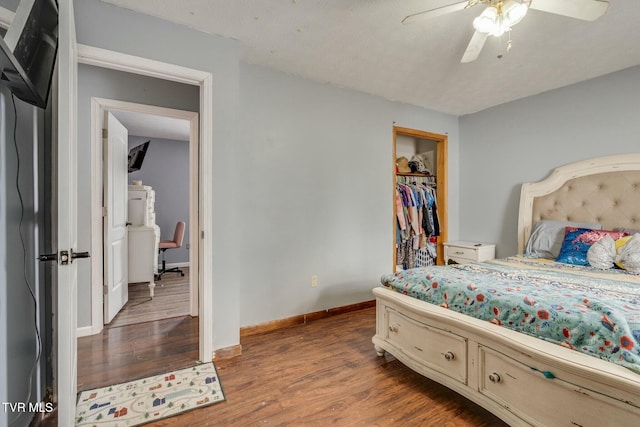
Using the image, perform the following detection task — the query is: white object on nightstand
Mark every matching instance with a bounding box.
[444,241,495,264]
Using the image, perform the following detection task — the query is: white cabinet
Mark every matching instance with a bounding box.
[444,241,495,264]
[127,183,160,297]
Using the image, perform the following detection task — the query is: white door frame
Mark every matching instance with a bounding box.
[55,1,78,425]
[78,44,214,363]
[90,98,200,327]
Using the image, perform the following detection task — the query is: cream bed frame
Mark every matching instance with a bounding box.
[373,154,640,426]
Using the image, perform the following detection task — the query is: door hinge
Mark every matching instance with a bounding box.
[102,128,107,139]
[201,230,204,239]
[103,285,109,295]
[102,207,107,217]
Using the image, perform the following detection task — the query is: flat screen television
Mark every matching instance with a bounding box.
[0,0,58,108]
[128,141,150,173]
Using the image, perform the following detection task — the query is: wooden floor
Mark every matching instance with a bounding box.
[76,307,507,426]
[77,315,200,391]
[106,267,190,328]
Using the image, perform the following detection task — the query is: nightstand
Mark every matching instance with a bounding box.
[443,241,496,265]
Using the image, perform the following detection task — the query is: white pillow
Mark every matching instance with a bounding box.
[587,234,616,269]
[616,233,640,274]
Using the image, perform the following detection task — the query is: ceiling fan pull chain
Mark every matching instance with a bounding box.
[507,29,513,52]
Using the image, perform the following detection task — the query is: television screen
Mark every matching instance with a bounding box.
[128,141,150,173]
[0,0,58,108]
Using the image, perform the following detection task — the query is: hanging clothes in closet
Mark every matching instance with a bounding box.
[395,175,439,270]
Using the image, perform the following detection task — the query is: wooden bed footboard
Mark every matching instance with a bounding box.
[372,286,640,427]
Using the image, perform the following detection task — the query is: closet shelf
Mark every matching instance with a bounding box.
[397,172,435,177]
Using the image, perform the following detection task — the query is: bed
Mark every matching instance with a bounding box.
[372,154,640,426]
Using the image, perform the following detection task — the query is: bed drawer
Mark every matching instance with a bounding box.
[479,347,638,426]
[386,310,467,384]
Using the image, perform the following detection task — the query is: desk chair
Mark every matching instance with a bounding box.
[157,221,186,280]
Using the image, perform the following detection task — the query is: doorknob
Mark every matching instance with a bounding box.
[38,249,91,264]
[71,250,91,260]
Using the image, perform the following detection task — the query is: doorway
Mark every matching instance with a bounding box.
[392,126,448,267]
[88,98,200,333]
[77,44,215,364]
[98,101,199,329]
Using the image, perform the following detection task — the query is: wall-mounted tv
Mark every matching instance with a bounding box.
[0,0,58,109]
[128,141,150,173]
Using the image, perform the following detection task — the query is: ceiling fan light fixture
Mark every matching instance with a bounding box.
[473,6,499,34]
[473,1,529,37]
[403,0,607,64]
[502,0,529,27]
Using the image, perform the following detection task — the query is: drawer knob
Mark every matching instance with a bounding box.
[488,372,502,383]
[455,251,465,255]
[388,325,398,333]
[443,351,455,361]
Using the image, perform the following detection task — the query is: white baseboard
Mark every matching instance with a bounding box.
[77,325,95,338]
[165,262,190,269]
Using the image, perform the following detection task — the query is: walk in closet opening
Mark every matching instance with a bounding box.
[392,126,448,271]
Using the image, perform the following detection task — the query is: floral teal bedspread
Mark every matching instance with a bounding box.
[380,257,640,373]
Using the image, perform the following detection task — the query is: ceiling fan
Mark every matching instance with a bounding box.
[403,0,610,63]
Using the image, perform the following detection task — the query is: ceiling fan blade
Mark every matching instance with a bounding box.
[461,31,488,63]
[529,0,610,21]
[402,1,470,25]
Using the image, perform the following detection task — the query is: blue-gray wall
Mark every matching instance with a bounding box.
[1,1,52,424]
[128,136,190,265]
[460,65,640,257]
[236,63,459,326]
[0,87,47,427]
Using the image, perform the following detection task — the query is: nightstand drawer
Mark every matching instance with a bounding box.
[444,241,495,264]
[446,246,477,261]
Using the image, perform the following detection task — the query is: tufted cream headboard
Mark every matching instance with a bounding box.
[518,154,640,254]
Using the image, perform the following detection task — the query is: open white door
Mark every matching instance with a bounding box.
[103,111,129,323]
[55,0,79,425]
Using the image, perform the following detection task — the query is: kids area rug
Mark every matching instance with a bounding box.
[75,362,225,426]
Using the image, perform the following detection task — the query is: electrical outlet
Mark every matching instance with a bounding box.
[186,243,190,250]
[311,275,318,288]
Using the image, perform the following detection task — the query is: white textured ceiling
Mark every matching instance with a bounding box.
[100,0,640,116]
